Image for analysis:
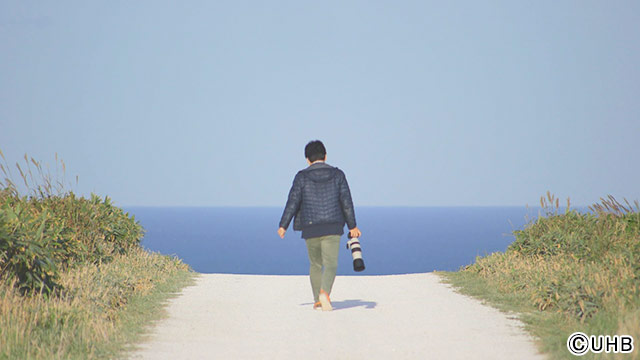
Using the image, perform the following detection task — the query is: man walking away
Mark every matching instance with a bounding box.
[278,140,362,311]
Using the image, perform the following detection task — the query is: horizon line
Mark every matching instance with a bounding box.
[121,204,591,208]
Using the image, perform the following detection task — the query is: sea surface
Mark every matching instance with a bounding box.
[124,207,541,275]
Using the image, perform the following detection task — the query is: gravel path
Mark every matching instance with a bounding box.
[130,273,546,360]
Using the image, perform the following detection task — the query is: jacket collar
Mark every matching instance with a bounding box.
[307,162,331,169]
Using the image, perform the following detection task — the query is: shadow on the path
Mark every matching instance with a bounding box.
[300,299,377,310]
[333,299,377,310]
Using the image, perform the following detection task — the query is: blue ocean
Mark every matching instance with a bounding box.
[124,207,541,275]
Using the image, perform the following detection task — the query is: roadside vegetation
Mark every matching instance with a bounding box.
[0,151,195,359]
[439,192,640,360]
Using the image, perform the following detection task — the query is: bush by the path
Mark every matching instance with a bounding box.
[0,152,195,359]
[0,152,144,294]
[474,194,640,322]
[441,193,640,360]
[0,190,143,294]
[0,246,194,359]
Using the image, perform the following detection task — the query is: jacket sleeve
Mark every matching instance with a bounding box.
[338,171,357,230]
[279,172,303,230]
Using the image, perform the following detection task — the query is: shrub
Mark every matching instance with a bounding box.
[0,199,64,294]
[466,192,640,322]
[0,152,143,294]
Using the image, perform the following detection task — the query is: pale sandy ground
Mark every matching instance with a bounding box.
[130,273,546,360]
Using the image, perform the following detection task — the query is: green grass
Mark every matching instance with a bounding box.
[437,194,640,360]
[108,256,196,359]
[438,269,591,359]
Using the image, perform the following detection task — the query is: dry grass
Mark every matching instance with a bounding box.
[441,194,640,360]
[0,246,194,360]
[1,151,195,359]
[469,252,639,322]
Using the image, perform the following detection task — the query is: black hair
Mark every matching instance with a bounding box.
[304,140,327,162]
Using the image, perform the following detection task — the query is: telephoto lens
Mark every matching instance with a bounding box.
[346,233,365,272]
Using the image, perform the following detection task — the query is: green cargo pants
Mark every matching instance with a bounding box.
[305,235,341,302]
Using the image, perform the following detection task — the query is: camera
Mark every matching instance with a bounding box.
[346,233,365,272]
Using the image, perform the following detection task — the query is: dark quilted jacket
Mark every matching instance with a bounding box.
[279,162,357,233]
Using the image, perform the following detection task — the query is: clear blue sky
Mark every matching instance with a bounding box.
[1,1,639,207]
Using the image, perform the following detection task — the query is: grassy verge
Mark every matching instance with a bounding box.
[1,246,195,359]
[0,152,197,359]
[437,194,640,360]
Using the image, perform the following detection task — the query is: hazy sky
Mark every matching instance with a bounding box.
[1,1,639,207]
